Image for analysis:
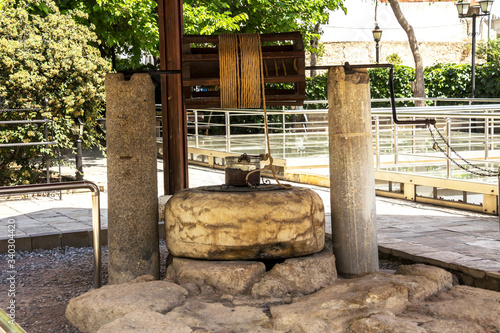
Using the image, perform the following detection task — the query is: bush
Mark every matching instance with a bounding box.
[475,62,500,98]
[0,0,110,185]
[368,65,415,107]
[477,38,500,63]
[305,74,328,109]
[424,63,471,102]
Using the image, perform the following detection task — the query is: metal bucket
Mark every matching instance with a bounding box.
[225,154,261,186]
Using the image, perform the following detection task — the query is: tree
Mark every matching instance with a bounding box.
[387,0,425,106]
[0,0,110,185]
[56,0,159,70]
[477,37,500,64]
[183,0,346,54]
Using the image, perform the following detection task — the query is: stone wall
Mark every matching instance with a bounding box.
[318,41,473,68]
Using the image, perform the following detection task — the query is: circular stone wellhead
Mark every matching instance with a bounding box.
[164,186,325,260]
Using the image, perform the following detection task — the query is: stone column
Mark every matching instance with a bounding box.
[328,66,379,277]
[105,73,160,284]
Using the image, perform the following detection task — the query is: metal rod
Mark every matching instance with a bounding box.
[307,63,436,126]
[472,14,477,99]
[0,181,102,288]
[446,118,452,179]
[75,138,84,180]
[0,120,51,124]
[485,116,489,160]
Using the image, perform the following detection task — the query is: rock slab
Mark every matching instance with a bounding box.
[65,279,188,333]
[252,248,337,297]
[97,310,192,333]
[165,301,272,333]
[166,257,266,295]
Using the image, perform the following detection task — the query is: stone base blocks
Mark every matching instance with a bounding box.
[66,261,500,333]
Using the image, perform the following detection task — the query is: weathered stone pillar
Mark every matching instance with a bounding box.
[105,73,160,284]
[328,66,379,276]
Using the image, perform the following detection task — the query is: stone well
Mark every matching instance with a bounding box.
[164,185,325,260]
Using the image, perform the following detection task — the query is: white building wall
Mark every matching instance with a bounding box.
[322,0,499,43]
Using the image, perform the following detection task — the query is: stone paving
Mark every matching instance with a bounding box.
[0,151,499,290]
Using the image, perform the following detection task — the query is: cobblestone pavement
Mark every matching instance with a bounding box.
[1,151,499,289]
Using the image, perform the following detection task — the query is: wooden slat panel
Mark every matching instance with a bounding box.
[183,51,304,62]
[183,75,304,87]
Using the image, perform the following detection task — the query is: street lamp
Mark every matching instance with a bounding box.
[455,0,494,98]
[372,23,383,64]
[71,118,84,180]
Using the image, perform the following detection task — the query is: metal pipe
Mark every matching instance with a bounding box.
[485,116,490,160]
[75,138,84,181]
[446,118,452,179]
[307,63,436,126]
[471,14,477,99]
[0,181,102,288]
[375,116,380,170]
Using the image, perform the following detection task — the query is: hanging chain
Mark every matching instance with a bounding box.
[428,123,499,177]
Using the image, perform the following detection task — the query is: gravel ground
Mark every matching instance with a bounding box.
[0,242,402,332]
[0,242,171,333]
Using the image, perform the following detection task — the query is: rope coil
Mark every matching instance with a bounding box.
[218,33,290,188]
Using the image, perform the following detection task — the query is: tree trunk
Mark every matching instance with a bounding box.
[309,23,321,77]
[387,0,425,107]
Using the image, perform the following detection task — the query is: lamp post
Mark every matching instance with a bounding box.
[456,0,494,98]
[372,23,383,64]
[72,118,84,181]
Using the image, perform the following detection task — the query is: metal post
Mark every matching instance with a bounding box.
[75,138,83,180]
[394,122,399,165]
[283,112,286,159]
[485,116,490,160]
[471,14,477,99]
[91,190,102,288]
[194,110,199,148]
[446,118,451,179]
[44,117,50,183]
[375,41,380,64]
[375,116,380,170]
[225,111,231,152]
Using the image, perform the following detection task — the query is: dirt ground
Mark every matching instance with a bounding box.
[0,244,401,333]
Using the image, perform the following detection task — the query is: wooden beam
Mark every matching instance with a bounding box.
[158,0,188,195]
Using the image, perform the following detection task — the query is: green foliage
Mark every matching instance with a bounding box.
[475,62,500,98]
[183,0,346,52]
[305,74,328,108]
[424,63,470,102]
[385,53,403,66]
[0,0,110,185]
[369,66,415,107]
[303,63,500,108]
[477,38,500,63]
[56,0,159,69]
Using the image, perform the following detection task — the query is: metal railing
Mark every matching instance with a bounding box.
[0,181,102,288]
[165,98,500,213]
[0,103,61,184]
[180,99,500,180]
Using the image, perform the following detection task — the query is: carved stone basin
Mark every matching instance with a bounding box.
[164,185,325,260]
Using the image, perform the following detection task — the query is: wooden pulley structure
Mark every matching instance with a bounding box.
[182,32,305,109]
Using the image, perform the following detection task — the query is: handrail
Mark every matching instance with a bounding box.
[0,181,102,288]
